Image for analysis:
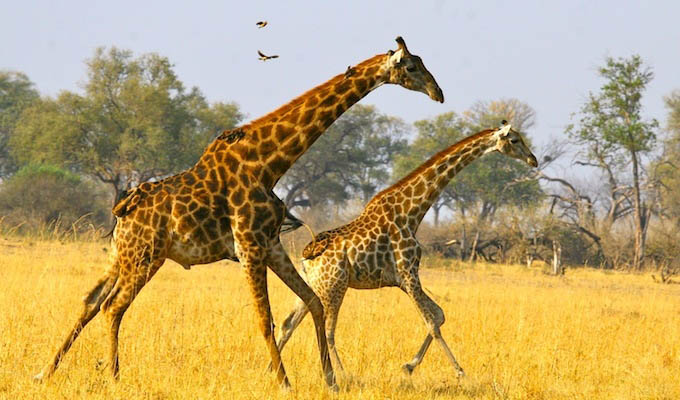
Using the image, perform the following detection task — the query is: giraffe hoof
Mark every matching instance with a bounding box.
[456,369,466,378]
[279,381,292,393]
[402,363,415,375]
[32,372,45,383]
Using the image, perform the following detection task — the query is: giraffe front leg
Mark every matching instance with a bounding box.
[403,283,465,378]
[269,297,309,372]
[239,245,291,390]
[393,239,464,378]
[268,241,337,391]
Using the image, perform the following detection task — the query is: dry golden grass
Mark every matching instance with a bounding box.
[1,239,679,399]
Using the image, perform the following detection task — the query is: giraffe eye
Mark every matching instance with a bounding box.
[510,138,519,144]
[406,65,417,73]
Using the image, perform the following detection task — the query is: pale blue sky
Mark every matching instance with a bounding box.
[2,0,679,158]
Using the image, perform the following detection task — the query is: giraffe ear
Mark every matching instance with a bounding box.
[388,49,404,67]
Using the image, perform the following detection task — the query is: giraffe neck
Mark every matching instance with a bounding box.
[366,129,498,229]
[198,53,391,189]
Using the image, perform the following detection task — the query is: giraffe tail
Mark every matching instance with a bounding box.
[279,209,319,261]
[423,286,443,302]
[300,222,317,255]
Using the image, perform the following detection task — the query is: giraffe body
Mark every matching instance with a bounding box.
[274,123,538,376]
[35,37,443,391]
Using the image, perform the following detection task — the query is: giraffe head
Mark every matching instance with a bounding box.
[383,36,444,103]
[490,120,538,167]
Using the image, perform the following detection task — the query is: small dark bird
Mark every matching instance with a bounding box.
[256,21,268,28]
[258,50,279,61]
[344,65,355,78]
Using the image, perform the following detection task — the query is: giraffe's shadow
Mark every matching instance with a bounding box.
[338,370,489,398]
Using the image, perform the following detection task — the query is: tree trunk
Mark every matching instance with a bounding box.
[433,205,440,227]
[108,182,125,224]
[552,240,563,275]
[630,150,646,270]
[468,231,480,263]
[460,225,467,260]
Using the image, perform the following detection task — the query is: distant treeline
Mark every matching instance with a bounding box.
[1,48,679,273]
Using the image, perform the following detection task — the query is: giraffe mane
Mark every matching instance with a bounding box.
[246,54,387,128]
[367,129,496,206]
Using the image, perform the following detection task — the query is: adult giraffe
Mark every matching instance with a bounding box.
[34,37,444,390]
[273,121,537,377]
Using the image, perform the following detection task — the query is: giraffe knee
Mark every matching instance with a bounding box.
[435,307,445,327]
[100,284,120,314]
[83,275,116,310]
[326,330,336,347]
[261,323,274,340]
[428,304,445,335]
[281,312,297,333]
[305,295,324,316]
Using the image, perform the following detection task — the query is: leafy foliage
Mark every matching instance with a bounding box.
[657,90,680,221]
[0,71,39,178]
[394,99,542,222]
[565,55,658,269]
[0,164,108,230]
[279,105,408,209]
[10,47,244,200]
[567,55,658,165]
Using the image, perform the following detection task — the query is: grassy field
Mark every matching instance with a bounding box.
[1,239,679,399]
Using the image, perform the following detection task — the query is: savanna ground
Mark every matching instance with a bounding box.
[1,238,679,399]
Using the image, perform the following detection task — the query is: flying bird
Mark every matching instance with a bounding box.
[258,50,279,61]
[256,21,268,28]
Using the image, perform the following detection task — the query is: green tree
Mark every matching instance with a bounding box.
[0,164,108,229]
[566,55,658,270]
[0,71,39,178]
[279,105,408,209]
[10,47,243,202]
[393,112,468,224]
[458,99,541,220]
[657,90,680,221]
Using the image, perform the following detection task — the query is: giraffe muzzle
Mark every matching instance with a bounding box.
[527,154,538,168]
[429,87,444,103]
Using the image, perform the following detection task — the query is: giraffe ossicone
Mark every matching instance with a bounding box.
[34,36,444,391]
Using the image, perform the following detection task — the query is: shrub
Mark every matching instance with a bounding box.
[0,164,108,233]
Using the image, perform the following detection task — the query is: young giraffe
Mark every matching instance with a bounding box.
[34,37,444,390]
[273,121,538,377]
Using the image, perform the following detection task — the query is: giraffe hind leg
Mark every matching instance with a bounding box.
[267,241,337,391]
[402,334,433,374]
[101,259,162,379]
[268,297,309,371]
[320,276,348,373]
[34,273,118,382]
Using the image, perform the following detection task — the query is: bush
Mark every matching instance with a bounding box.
[0,164,108,233]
